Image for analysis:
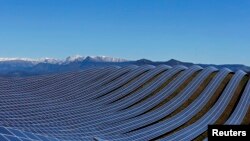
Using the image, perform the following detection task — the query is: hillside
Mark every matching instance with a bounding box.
[0,65,249,140]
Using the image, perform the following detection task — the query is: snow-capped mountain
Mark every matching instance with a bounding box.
[0,57,38,63]
[0,55,127,65]
[65,55,86,63]
[65,55,127,63]
[0,55,249,77]
[0,55,129,77]
[0,57,62,64]
[38,58,63,64]
[84,56,127,62]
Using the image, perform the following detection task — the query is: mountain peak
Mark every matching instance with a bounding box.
[86,56,127,62]
[136,59,152,63]
[38,58,62,64]
[166,59,194,66]
[74,55,127,63]
[65,55,86,63]
[168,59,179,62]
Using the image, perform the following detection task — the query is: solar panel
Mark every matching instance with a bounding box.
[0,65,249,140]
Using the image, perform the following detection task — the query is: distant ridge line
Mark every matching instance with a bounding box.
[0,55,249,77]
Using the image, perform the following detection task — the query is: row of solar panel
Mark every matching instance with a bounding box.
[0,65,249,141]
[0,126,59,141]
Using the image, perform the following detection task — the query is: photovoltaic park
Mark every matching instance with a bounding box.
[0,65,249,141]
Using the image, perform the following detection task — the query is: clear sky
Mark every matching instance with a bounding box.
[0,0,249,65]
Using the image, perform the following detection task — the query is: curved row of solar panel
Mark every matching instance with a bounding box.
[0,65,249,141]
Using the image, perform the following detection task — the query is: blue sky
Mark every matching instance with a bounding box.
[0,0,249,65]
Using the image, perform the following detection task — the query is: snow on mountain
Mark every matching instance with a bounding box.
[89,56,127,62]
[1,56,250,77]
[0,55,127,65]
[37,58,63,64]
[0,57,62,64]
[0,58,37,62]
[65,55,86,63]
[65,55,127,63]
